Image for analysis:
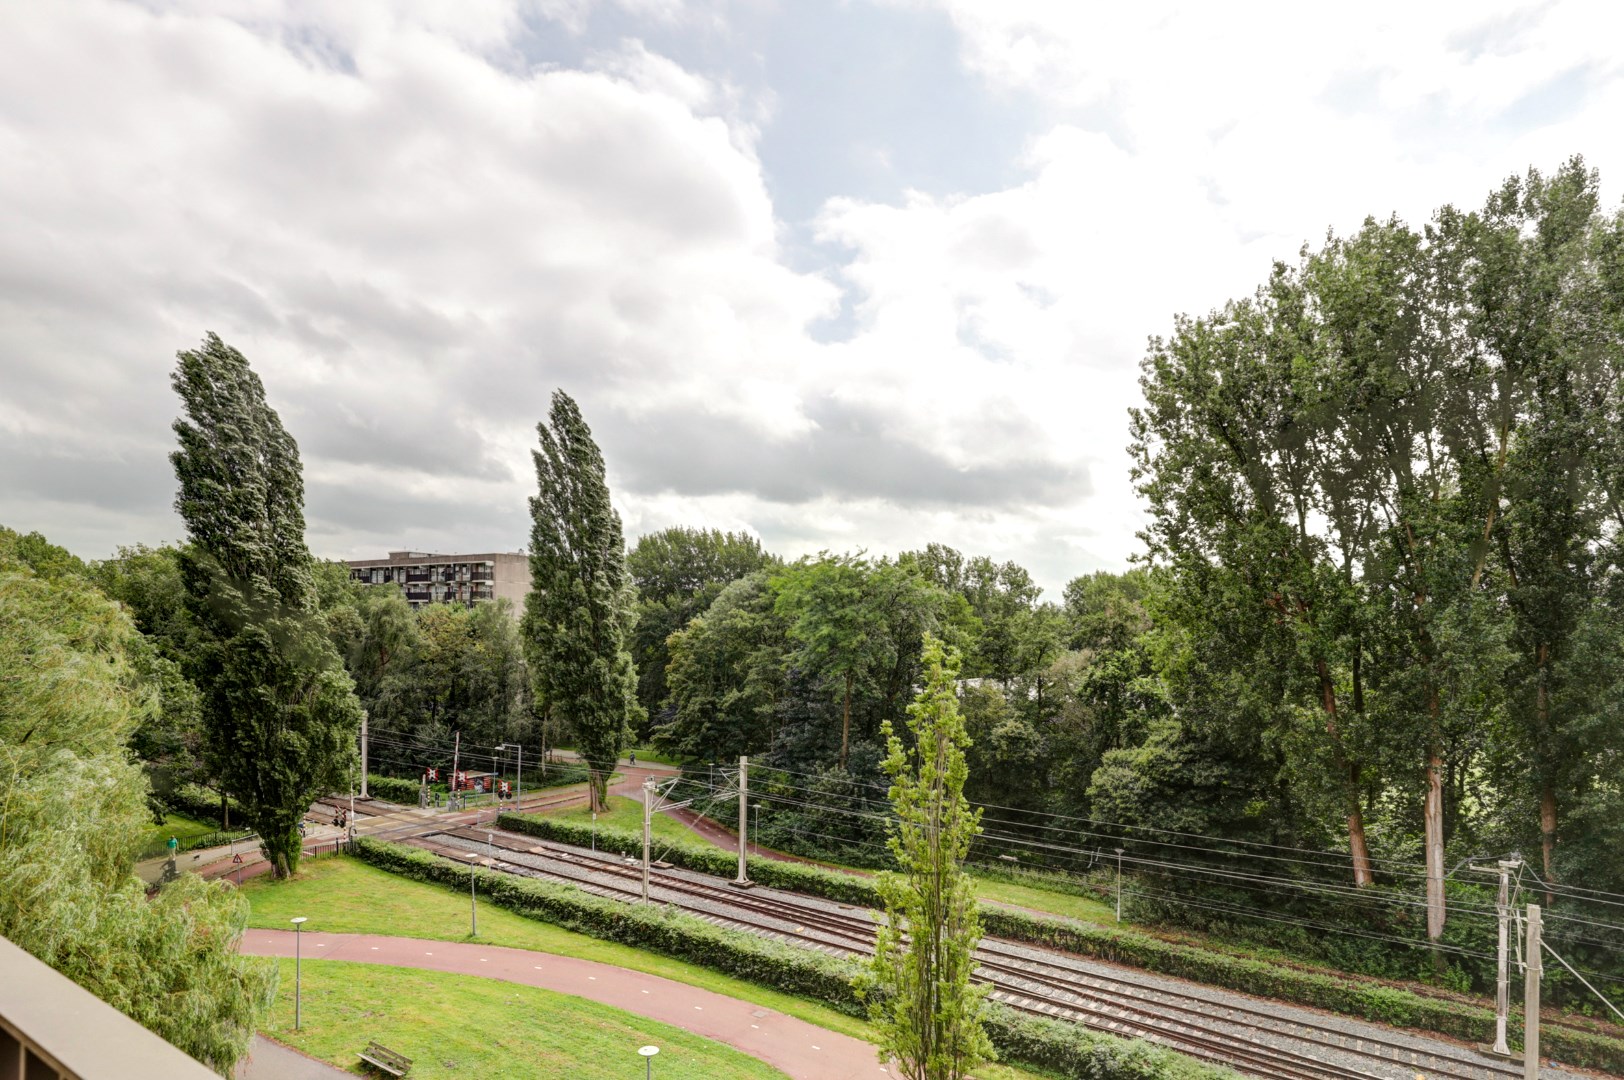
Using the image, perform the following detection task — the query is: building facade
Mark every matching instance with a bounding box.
[346,550,530,612]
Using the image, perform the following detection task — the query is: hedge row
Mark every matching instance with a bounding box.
[496,811,882,906]
[366,766,594,807]
[351,838,1234,1080]
[162,783,242,828]
[494,816,1624,1074]
[352,837,860,1009]
[364,775,423,804]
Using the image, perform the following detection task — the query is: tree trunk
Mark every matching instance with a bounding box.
[1541,781,1558,907]
[1425,741,1446,943]
[1316,659,1373,886]
[265,824,299,880]
[1536,642,1557,906]
[840,672,852,770]
[221,792,229,830]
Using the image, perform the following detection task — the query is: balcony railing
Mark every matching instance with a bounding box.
[0,935,218,1079]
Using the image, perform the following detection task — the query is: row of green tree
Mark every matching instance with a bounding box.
[616,160,1624,997]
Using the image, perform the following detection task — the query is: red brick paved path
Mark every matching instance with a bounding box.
[241,930,890,1080]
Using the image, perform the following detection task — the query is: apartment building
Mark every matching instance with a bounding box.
[345,550,530,611]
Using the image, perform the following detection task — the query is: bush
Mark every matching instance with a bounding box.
[496,812,882,906]
[352,838,1236,1079]
[364,775,422,805]
[163,783,241,828]
[983,1008,1233,1080]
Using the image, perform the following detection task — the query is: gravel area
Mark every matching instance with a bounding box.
[418,828,1589,1080]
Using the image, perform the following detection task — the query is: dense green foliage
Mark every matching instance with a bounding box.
[628,527,776,738]
[169,333,361,876]
[524,390,640,809]
[0,527,274,1073]
[866,637,992,1080]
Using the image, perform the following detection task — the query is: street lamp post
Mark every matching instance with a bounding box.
[290,917,308,1030]
[639,1045,660,1080]
[470,857,478,937]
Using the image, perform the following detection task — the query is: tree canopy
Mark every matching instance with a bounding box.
[169,332,361,877]
[523,390,640,809]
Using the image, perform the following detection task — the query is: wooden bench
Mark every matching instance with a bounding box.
[358,1041,412,1076]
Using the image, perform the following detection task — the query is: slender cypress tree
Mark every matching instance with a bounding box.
[865,634,992,1080]
[523,390,639,810]
[170,332,360,877]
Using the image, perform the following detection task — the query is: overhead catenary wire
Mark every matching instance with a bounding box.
[749,761,1448,875]
[737,767,1624,924]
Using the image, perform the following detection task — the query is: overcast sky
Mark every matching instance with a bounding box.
[3,1,1622,595]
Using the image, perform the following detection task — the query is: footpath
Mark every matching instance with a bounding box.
[240,930,887,1080]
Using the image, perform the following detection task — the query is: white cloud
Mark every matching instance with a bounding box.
[4,1,1622,597]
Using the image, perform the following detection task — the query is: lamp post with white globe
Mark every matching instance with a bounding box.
[639,1044,659,1079]
[290,917,308,1030]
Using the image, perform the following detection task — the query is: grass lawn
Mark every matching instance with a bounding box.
[624,745,685,767]
[138,812,220,858]
[970,874,1116,924]
[539,794,700,848]
[263,959,790,1079]
[243,857,1059,1080]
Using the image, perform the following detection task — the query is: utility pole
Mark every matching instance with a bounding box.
[451,730,461,809]
[359,711,369,798]
[642,777,654,903]
[1115,848,1125,922]
[641,773,718,903]
[470,855,478,937]
[1493,857,1522,1056]
[733,756,751,887]
[1525,903,1542,1080]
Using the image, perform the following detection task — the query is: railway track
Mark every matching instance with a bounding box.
[414,827,1537,1080]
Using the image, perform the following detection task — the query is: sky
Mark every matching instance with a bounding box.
[3,1,1623,596]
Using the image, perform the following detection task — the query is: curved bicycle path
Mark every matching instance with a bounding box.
[241,930,889,1080]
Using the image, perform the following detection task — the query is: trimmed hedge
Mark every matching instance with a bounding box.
[364,775,423,804]
[497,812,882,906]
[984,1009,1233,1080]
[352,838,1235,1080]
[354,837,864,1010]
[163,783,242,828]
[367,766,592,807]
[493,816,1624,1074]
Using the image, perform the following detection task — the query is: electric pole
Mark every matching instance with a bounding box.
[1493,857,1521,1056]
[359,710,369,798]
[642,777,654,903]
[733,756,750,887]
[1115,848,1125,922]
[1525,903,1542,1080]
[451,730,461,809]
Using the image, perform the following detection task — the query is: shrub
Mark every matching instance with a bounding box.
[163,783,242,828]
[496,812,882,906]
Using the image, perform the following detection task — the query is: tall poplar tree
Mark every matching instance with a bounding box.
[523,390,639,810]
[865,634,992,1080]
[170,333,361,878]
